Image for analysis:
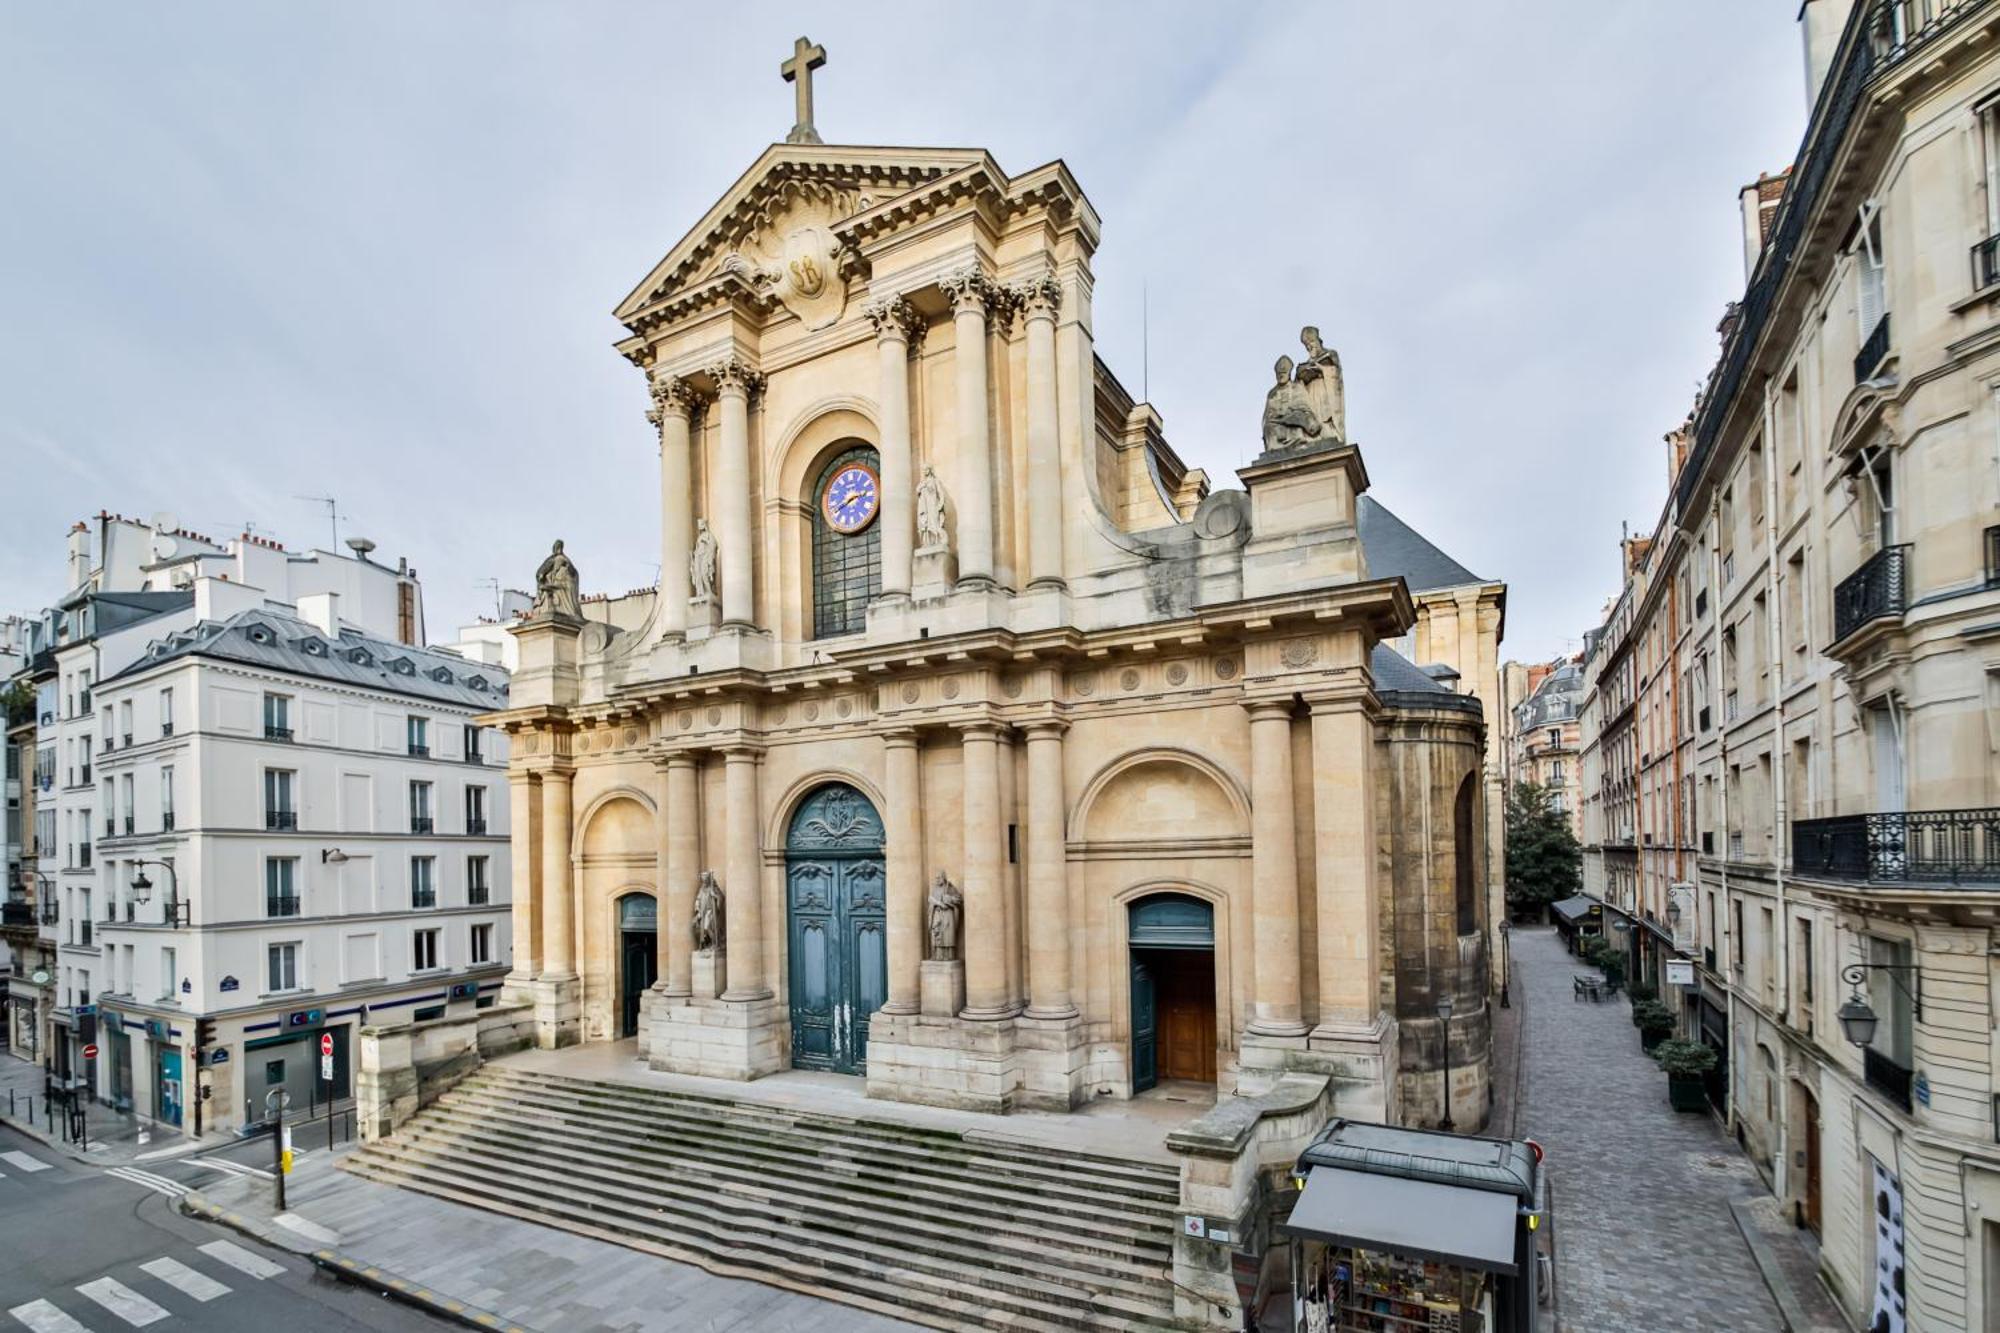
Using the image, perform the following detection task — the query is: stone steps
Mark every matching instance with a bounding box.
[344,1065,1187,1331]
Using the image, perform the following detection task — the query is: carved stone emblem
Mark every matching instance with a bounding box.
[1280,638,1320,669]
[715,183,853,331]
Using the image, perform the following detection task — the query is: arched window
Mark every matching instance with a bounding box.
[810,444,882,639]
[1454,772,1479,936]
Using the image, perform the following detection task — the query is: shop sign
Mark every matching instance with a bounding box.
[1914,1072,1930,1107]
[286,1008,324,1029]
[1664,959,1695,987]
[449,982,478,1000]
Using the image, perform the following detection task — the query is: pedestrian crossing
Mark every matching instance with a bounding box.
[100,1169,184,1201]
[0,1149,55,1181]
[7,1241,277,1331]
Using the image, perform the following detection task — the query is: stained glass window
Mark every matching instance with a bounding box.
[812,444,881,638]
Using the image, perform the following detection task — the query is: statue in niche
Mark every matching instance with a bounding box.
[1260,355,1323,453]
[529,540,581,621]
[1295,325,1345,444]
[692,870,725,952]
[926,870,963,962]
[690,518,718,600]
[915,465,948,550]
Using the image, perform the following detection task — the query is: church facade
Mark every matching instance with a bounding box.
[489,104,1502,1127]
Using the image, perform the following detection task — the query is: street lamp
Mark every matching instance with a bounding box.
[1436,995,1456,1132]
[320,848,349,865]
[129,859,189,927]
[1835,961,1922,1048]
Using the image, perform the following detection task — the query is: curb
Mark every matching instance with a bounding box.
[1728,1197,1847,1333]
[178,1191,531,1333]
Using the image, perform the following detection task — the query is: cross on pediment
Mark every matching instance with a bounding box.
[781,36,826,145]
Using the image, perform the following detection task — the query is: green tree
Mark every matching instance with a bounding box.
[0,680,29,729]
[1505,781,1582,918]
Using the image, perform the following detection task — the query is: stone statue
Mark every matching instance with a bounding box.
[1295,325,1345,444]
[529,540,581,621]
[1260,355,1323,453]
[925,870,963,962]
[690,518,718,600]
[915,465,948,550]
[692,870,725,952]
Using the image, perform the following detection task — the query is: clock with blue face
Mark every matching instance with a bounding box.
[821,462,881,534]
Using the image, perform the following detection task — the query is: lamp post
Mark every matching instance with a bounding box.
[129,860,188,928]
[1436,995,1456,1132]
[1835,960,1922,1048]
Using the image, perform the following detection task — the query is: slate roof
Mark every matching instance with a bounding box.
[1357,496,1486,592]
[1371,642,1451,694]
[107,607,509,709]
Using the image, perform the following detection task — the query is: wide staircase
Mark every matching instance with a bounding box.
[342,1063,1186,1330]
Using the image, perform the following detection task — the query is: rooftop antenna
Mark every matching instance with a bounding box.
[474,578,501,620]
[295,494,341,549]
[1141,280,1150,403]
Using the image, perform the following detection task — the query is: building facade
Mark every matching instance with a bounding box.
[1573,3,2000,1326]
[491,127,1501,1131]
[1508,657,1582,835]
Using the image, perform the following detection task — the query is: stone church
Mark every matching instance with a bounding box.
[491,57,1504,1130]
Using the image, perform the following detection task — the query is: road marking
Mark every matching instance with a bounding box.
[104,1168,185,1199]
[77,1277,168,1326]
[197,1157,272,1180]
[137,1257,230,1302]
[0,1151,50,1173]
[6,1299,93,1333]
[196,1239,284,1280]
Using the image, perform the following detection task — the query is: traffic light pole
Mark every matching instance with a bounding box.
[271,1096,286,1212]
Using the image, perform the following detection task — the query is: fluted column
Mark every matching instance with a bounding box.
[959,723,1009,1017]
[709,358,762,628]
[661,753,700,997]
[1022,720,1075,1018]
[540,768,576,976]
[882,729,922,1013]
[720,744,768,1001]
[1308,694,1380,1028]
[1245,700,1306,1035]
[506,770,539,980]
[1016,276,1065,590]
[649,375,697,639]
[867,298,920,600]
[941,269,994,587]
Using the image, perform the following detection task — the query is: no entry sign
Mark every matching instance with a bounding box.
[319,1032,334,1057]
[81,1043,98,1060]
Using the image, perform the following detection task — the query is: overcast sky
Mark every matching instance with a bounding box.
[0,3,1805,663]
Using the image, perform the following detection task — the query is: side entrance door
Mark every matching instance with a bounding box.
[155,1047,182,1128]
[786,785,887,1076]
[1131,959,1158,1093]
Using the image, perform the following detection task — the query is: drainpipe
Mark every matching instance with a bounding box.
[1763,382,1791,1204]
[1709,492,1737,1136]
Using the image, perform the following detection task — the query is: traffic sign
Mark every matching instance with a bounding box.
[320,1054,333,1081]
[320,1032,334,1057]
[81,1043,99,1060]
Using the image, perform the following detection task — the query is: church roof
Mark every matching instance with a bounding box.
[1357,496,1487,593]
[1371,643,1450,694]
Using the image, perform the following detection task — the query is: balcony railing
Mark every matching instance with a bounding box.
[411,888,437,910]
[408,743,430,758]
[160,722,173,739]
[265,810,298,832]
[1793,808,2000,884]
[465,818,487,836]
[267,894,300,918]
[1864,1046,1914,1112]
[264,725,293,742]
[39,903,58,925]
[1855,313,1892,382]
[410,816,434,835]
[76,921,91,947]
[1,902,33,927]
[161,812,175,832]
[78,845,91,868]
[467,886,490,907]
[1832,544,1910,644]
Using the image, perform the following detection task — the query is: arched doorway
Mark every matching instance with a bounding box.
[1129,894,1217,1092]
[616,892,657,1039]
[785,783,887,1075]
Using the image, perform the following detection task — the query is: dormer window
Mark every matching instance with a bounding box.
[349,646,374,667]
[429,666,454,684]
[300,637,327,657]
[244,624,274,645]
[467,675,488,692]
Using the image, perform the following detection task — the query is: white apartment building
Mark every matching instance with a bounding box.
[89,594,511,1135]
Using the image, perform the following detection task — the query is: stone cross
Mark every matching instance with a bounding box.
[781,36,827,145]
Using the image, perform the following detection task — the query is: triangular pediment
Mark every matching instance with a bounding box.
[614,144,999,328]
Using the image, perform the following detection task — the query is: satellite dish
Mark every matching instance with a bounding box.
[345,536,377,561]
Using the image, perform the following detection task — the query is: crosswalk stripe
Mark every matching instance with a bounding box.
[6,1298,93,1333]
[198,1157,272,1180]
[77,1277,168,1327]
[137,1257,230,1303]
[196,1239,284,1280]
[0,1151,52,1173]
[105,1168,185,1200]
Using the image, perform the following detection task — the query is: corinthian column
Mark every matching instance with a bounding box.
[719,744,768,1001]
[940,268,994,588]
[540,768,576,977]
[506,770,539,982]
[1015,276,1065,590]
[1245,700,1305,1035]
[709,358,763,629]
[1022,720,1075,1018]
[882,728,922,1013]
[958,722,1009,1017]
[648,375,697,639]
[867,297,920,600]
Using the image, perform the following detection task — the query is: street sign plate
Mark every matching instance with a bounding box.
[320,1054,333,1081]
[1664,959,1695,987]
[81,1043,98,1060]
[320,1032,334,1057]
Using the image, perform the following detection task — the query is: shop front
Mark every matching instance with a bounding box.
[1549,895,1601,952]
[1280,1120,1542,1333]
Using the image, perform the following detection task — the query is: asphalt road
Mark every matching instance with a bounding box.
[0,1123,446,1333]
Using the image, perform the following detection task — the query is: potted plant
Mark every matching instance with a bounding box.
[1626,982,1658,1023]
[1654,1038,1717,1112]
[1631,999,1675,1052]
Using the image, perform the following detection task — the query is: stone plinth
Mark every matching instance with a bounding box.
[919,959,963,1018]
[691,948,725,1001]
[646,994,784,1081]
[866,1011,1019,1114]
[530,972,581,1050]
[912,544,956,600]
[1013,1013,1087,1112]
[685,595,721,641]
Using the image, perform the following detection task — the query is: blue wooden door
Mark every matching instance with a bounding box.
[786,785,886,1075]
[1131,959,1158,1093]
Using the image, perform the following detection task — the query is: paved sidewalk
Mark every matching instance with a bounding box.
[0,1052,209,1165]
[185,1141,922,1332]
[1512,927,1849,1333]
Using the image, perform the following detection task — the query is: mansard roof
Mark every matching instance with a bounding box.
[1357,496,1488,593]
[107,607,509,708]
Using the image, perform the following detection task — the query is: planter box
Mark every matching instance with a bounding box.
[1641,1029,1668,1053]
[1667,1076,1709,1112]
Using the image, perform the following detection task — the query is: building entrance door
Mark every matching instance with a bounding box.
[785,784,886,1076]
[617,893,657,1039]
[1800,1084,1822,1236]
[155,1046,182,1128]
[1129,894,1217,1093]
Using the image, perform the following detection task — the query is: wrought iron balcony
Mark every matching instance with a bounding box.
[264,725,293,742]
[265,810,298,832]
[464,818,487,836]
[1855,313,1891,382]
[267,893,300,919]
[410,816,434,835]
[1864,1046,1914,1112]
[1832,544,1909,644]
[2,902,33,928]
[1793,808,2000,884]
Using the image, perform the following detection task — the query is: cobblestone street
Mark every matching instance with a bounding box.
[1513,926,1845,1333]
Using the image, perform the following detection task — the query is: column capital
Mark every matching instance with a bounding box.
[1241,695,1297,723]
[707,355,766,398]
[1009,274,1062,322]
[1019,717,1070,740]
[718,738,766,761]
[877,725,921,748]
[939,265,996,317]
[954,719,1007,743]
[646,372,701,429]
[1300,683,1380,715]
[863,294,924,345]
